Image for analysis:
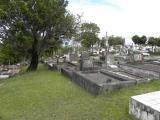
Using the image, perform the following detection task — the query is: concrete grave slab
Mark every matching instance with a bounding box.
[129,91,160,120]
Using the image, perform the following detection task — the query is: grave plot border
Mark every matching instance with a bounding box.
[129,93,160,120]
[119,64,160,80]
[71,71,137,95]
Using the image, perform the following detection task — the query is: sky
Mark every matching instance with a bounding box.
[67,0,160,44]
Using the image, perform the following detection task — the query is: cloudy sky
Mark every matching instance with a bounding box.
[67,0,160,44]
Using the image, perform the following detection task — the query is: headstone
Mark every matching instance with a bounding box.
[133,54,143,62]
[69,53,78,62]
[80,52,94,71]
[81,52,90,60]
[83,59,94,68]
[107,54,114,65]
[56,56,59,64]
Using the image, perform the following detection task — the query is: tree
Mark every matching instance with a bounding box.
[0,34,32,64]
[0,0,10,9]
[148,37,157,52]
[100,37,106,48]
[132,35,147,45]
[108,36,125,46]
[80,22,100,54]
[0,0,78,71]
[44,39,62,57]
[148,37,156,46]
[132,35,140,44]
[141,35,147,44]
[155,38,160,47]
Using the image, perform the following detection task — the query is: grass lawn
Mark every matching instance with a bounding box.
[0,65,160,120]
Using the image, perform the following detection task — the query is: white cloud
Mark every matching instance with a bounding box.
[67,0,160,44]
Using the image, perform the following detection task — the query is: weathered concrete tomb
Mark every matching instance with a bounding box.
[119,63,160,80]
[71,70,138,95]
[129,91,160,120]
[61,66,146,95]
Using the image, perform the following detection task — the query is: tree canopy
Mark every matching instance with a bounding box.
[0,0,78,71]
[148,37,157,46]
[147,37,160,46]
[80,22,100,52]
[108,36,125,46]
[132,35,147,45]
[0,0,10,9]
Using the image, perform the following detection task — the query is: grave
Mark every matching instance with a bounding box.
[119,63,160,80]
[72,70,137,95]
[60,60,150,95]
[67,53,79,68]
[80,52,99,71]
[0,75,9,79]
[0,65,21,79]
[44,58,58,70]
[100,69,147,84]
[129,91,160,120]
[45,56,68,71]
[107,54,115,65]
[45,50,156,95]
[69,53,78,63]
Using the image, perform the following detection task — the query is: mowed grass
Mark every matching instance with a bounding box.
[0,65,160,120]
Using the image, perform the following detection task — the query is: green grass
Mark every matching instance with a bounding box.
[0,65,160,120]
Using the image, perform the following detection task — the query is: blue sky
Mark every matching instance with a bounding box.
[68,0,160,44]
[69,0,121,9]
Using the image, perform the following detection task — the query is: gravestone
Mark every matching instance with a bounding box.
[69,53,78,62]
[56,56,59,64]
[133,53,143,62]
[80,52,94,71]
[107,54,114,65]
[81,52,90,60]
[83,59,94,68]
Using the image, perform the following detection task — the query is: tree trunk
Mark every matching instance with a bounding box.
[27,50,39,71]
[27,36,39,71]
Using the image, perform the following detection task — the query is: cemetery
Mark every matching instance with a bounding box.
[1,45,160,120]
[1,1,160,120]
[42,39,160,119]
[44,48,159,95]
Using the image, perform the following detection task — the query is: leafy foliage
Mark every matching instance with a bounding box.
[155,38,160,47]
[0,0,78,70]
[132,35,147,45]
[0,0,10,9]
[148,37,157,46]
[108,36,125,46]
[80,22,100,50]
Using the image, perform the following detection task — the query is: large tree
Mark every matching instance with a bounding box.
[132,35,140,44]
[132,35,147,45]
[80,22,100,53]
[155,38,160,47]
[0,0,78,71]
[108,36,125,46]
[148,37,157,52]
[148,37,156,46]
